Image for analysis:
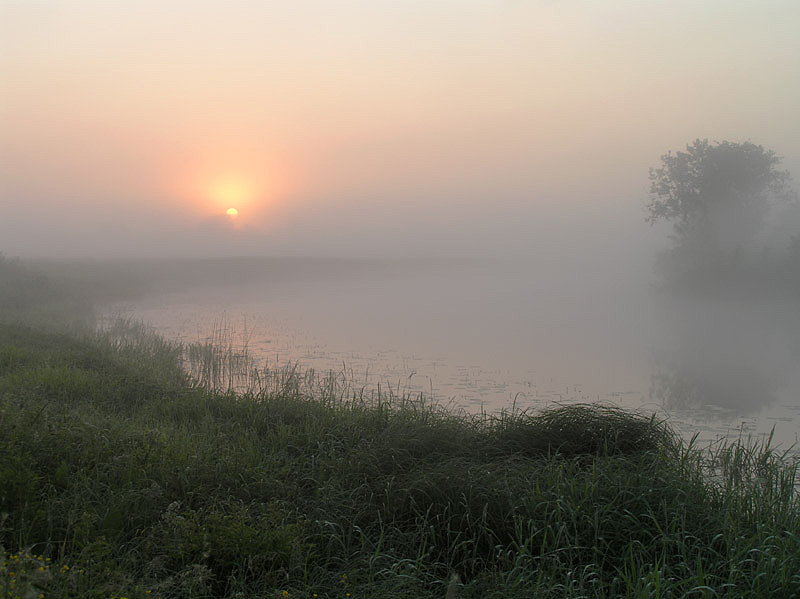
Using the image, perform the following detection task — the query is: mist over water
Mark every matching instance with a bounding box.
[107,247,800,450]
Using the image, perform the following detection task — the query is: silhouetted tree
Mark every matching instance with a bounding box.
[647,140,795,260]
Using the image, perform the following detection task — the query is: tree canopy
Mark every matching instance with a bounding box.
[647,139,795,256]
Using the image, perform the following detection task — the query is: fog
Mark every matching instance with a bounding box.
[3,1,800,260]
[2,1,800,444]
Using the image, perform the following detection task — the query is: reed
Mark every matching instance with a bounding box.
[183,314,257,392]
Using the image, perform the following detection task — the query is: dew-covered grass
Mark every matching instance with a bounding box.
[2,258,800,598]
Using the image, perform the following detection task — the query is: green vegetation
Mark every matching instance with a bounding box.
[2,259,800,598]
[646,140,799,297]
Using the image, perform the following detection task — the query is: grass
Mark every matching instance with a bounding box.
[2,258,800,597]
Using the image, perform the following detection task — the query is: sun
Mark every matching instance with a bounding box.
[170,148,298,230]
[172,162,291,228]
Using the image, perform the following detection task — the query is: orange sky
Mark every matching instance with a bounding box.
[1,0,799,258]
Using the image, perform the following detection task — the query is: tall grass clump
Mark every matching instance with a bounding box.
[183,315,257,392]
[2,260,800,597]
[493,403,676,457]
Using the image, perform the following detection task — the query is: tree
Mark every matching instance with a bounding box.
[647,139,795,258]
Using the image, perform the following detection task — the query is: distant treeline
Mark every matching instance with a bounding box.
[655,242,800,298]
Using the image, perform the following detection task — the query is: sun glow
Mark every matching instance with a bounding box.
[212,179,251,208]
[179,174,260,223]
[169,152,296,230]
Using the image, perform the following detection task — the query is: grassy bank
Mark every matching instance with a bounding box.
[2,259,800,598]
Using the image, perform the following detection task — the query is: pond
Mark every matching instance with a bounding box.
[109,257,800,452]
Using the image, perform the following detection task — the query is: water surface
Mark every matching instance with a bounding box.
[111,257,800,450]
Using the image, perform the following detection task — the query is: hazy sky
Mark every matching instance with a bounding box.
[2,0,799,258]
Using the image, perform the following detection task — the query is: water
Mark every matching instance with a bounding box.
[110,257,800,451]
